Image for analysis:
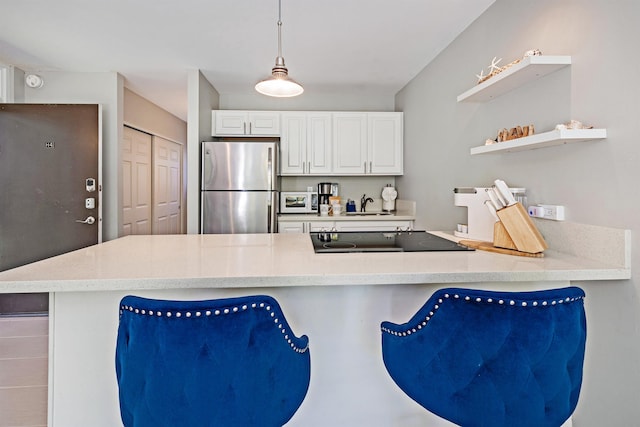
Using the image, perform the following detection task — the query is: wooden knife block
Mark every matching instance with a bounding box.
[493,221,517,250]
[495,203,548,254]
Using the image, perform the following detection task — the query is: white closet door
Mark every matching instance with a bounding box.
[152,136,182,234]
[122,127,152,235]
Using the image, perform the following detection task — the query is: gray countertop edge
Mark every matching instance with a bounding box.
[1,268,630,294]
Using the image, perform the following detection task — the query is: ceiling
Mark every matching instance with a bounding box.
[0,0,495,121]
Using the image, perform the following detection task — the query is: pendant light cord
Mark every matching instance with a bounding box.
[277,0,283,58]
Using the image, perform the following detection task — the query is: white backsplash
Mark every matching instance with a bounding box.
[280,176,398,208]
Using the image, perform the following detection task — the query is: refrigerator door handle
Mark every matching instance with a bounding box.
[267,191,277,234]
[201,145,214,188]
[267,147,273,190]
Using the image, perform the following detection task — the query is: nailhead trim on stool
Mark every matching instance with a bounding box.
[121,300,309,353]
[381,291,584,337]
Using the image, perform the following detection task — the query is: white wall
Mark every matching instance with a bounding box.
[24,71,123,241]
[219,91,394,112]
[123,88,186,144]
[396,0,639,424]
[186,69,220,233]
[0,63,25,102]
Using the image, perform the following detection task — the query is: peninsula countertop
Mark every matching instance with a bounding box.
[0,226,630,294]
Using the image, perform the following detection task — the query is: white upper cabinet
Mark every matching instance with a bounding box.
[212,110,280,136]
[332,113,368,174]
[307,114,333,174]
[368,113,403,174]
[333,112,403,175]
[213,109,403,175]
[280,112,332,175]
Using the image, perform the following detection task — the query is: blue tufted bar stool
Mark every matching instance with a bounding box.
[115,294,310,427]
[381,287,586,427]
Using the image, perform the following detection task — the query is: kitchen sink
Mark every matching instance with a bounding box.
[345,212,393,216]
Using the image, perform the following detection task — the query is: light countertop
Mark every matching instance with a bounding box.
[0,225,630,294]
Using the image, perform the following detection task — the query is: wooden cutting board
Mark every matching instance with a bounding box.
[459,240,544,258]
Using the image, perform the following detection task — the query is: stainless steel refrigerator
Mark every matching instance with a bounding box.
[201,140,279,234]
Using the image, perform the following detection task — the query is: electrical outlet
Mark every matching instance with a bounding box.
[528,204,565,221]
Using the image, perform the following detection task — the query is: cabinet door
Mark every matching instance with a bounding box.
[332,113,367,174]
[278,220,305,233]
[213,111,247,135]
[307,113,332,174]
[334,220,413,232]
[368,113,403,175]
[280,113,307,175]
[213,111,280,136]
[249,112,280,135]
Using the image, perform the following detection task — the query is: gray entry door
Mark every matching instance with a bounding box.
[0,104,100,313]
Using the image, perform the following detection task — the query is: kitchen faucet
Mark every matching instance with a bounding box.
[361,194,374,212]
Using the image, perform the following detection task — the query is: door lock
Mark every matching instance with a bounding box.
[86,178,96,192]
[75,216,96,225]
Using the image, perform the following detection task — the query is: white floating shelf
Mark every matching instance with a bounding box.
[457,55,572,103]
[470,128,607,155]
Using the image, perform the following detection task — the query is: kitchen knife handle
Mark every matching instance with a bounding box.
[484,200,499,221]
[492,186,508,207]
[486,187,504,209]
[494,179,517,206]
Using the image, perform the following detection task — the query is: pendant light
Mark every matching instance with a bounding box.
[255,0,304,97]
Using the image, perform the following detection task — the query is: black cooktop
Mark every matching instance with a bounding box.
[310,231,474,253]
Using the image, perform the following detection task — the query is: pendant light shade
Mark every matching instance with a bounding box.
[255,0,303,97]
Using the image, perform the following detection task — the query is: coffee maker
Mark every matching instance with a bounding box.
[317,182,333,206]
[453,186,526,242]
[453,187,494,242]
